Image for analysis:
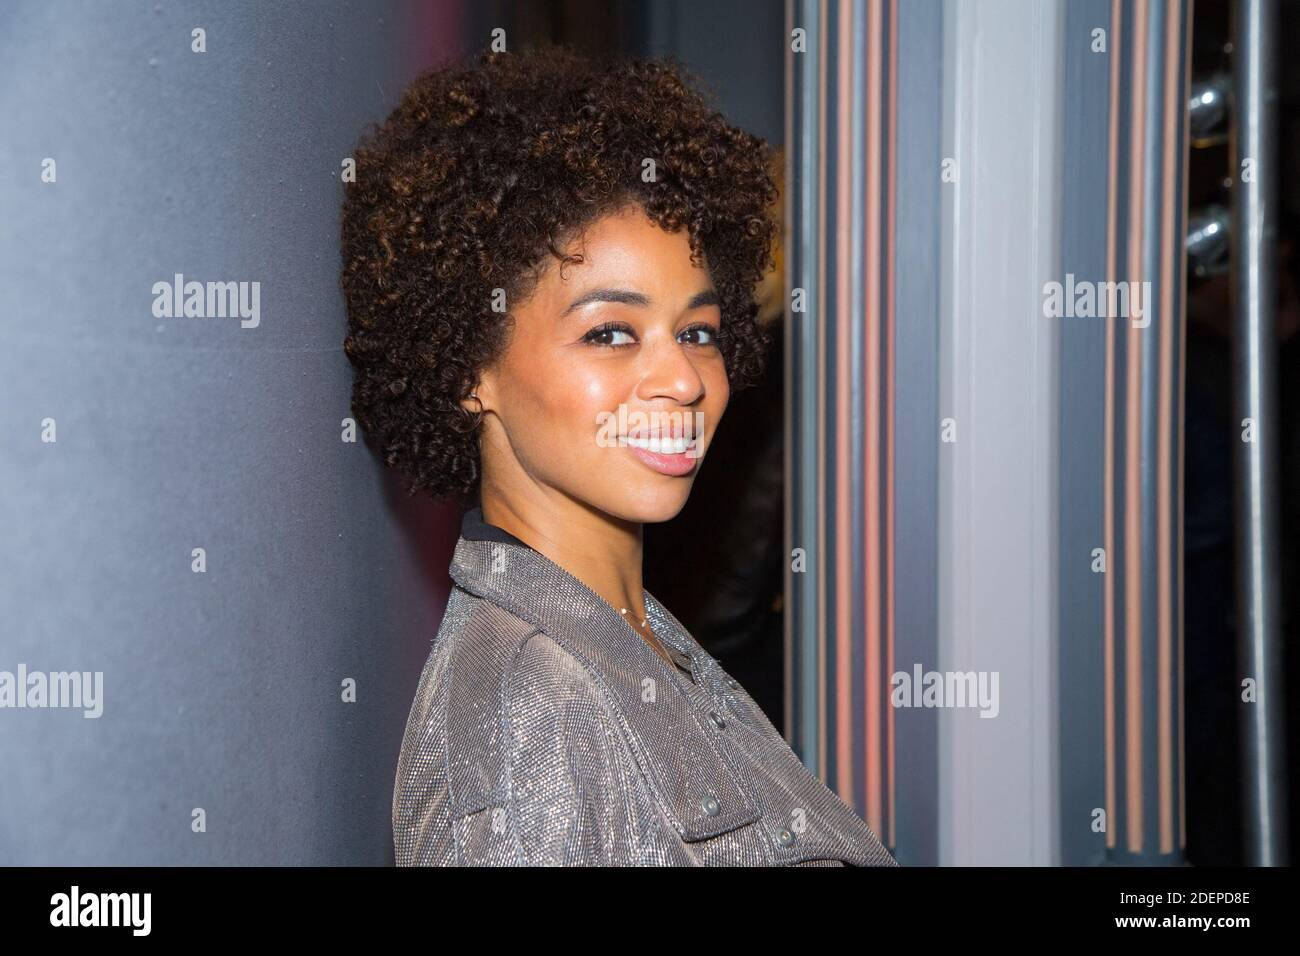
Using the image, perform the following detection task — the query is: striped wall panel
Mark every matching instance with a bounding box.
[789,0,1193,864]
[1101,0,1194,863]
[1059,0,1194,866]
[786,0,925,856]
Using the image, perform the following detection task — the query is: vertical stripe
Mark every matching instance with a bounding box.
[1124,0,1148,854]
[785,0,795,764]
[1157,0,1180,856]
[885,0,899,850]
[835,0,854,797]
[1178,0,1193,852]
[791,0,829,769]
[816,0,829,778]
[1103,0,1121,852]
[1100,0,1192,860]
[783,0,795,760]
[848,0,869,814]
[864,0,884,834]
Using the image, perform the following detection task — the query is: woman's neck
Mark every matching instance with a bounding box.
[479,487,647,621]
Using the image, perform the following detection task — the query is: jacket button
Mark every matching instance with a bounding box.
[778,828,796,847]
[708,710,726,731]
[702,796,721,817]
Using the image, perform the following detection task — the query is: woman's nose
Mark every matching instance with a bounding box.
[633,338,706,405]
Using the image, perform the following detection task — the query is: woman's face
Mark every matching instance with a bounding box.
[473,203,730,525]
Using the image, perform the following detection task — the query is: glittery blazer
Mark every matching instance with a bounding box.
[392,507,900,867]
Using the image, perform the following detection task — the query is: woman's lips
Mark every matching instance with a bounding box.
[621,435,701,477]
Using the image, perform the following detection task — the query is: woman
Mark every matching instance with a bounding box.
[341,45,898,866]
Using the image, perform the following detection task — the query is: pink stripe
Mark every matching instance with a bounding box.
[885,0,898,849]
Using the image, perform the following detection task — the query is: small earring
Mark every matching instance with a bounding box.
[461,393,483,424]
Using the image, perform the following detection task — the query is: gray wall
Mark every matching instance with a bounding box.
[0,0,467,864]
[626,0,784,147]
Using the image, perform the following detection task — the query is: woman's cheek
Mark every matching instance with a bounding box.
[575,373,621,427]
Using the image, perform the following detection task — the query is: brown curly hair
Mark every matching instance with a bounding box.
[340,44,779,504]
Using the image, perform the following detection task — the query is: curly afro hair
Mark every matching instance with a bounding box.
[340,45,780,504]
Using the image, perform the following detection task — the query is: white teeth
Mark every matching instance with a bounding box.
[624,435,692,455]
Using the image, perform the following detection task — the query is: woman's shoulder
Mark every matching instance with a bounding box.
[436,583,536,651]
[425,586,612,729]
[502,627,615,724]
[397,587,613,807]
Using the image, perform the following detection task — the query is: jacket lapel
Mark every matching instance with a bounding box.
[448,535,762,841]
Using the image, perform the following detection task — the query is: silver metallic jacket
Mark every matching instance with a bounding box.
[393,508,899,866]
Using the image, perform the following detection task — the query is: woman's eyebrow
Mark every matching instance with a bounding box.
[561,287,720,316]
[686,289,721,310]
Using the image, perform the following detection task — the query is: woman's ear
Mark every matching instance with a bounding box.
[460,368,496,415]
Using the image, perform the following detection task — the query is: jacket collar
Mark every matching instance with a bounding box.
[455,506,697,666]
[446,529,763,840]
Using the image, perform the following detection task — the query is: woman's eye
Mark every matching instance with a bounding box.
[679,325,718,346]
[583,324,636,347]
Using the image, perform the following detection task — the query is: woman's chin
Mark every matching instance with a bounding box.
[594,481,695,526]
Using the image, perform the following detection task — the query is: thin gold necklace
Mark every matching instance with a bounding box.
[618,606,649,630]
[620,606,696,683]
[619,606,671,661]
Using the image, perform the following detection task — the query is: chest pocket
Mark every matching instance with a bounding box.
[620,694,763,842]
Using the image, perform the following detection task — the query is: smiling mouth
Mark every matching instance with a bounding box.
[618,432,703,476]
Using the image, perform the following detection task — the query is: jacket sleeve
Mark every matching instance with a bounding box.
[501,631,640,865]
